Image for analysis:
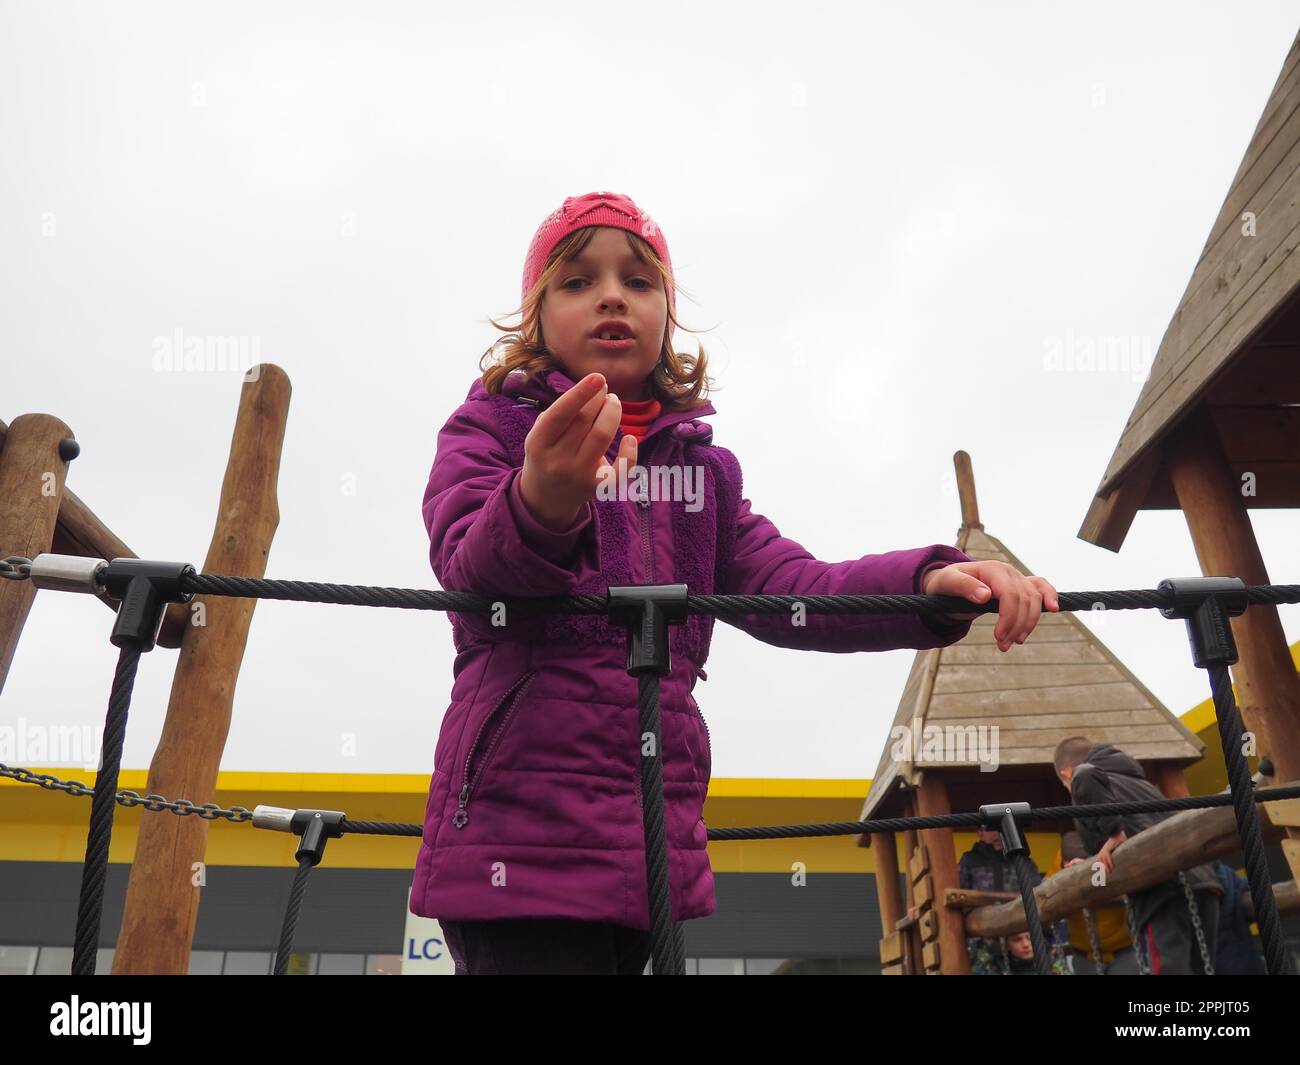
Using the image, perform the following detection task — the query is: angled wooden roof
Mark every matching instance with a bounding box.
[1079,29,1300,551]
[863,452,1205,822]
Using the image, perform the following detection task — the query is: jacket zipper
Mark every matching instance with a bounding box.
[454,669,538,828]
[634,432,655,582]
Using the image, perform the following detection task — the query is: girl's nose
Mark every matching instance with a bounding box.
[597,279,627,310]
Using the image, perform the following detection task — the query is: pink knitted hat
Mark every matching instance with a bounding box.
[521,191,675,314]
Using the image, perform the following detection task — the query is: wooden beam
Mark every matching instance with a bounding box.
[965,799,1265,938]
[0,415,76,694]
[871,832,903,934]
[943,888,1020,910]
[1077,445,1160,553]
[0,417,137,619]
[111,365,291,974]
[1242,878,1298,920]
[914,773,971,974]
[879,930,903,966]
[1165,407,1300,786]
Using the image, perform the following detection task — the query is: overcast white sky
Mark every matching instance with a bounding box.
[3,1,1299,781]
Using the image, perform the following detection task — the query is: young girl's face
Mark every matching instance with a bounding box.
[540,227,666,403]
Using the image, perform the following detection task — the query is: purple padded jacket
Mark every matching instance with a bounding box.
[409,366,974,929]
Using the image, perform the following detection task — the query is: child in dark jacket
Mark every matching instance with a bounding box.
[417,191,1062,974]
[1053,737,1223,975]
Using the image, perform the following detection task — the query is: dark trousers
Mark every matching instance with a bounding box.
[440,917,652,975]
[1140,890,1220,975]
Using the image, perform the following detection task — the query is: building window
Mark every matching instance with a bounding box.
[223,951,272,975]
[0,946,38,975]
[695,958,745,975]
[317,953,365,975]
[187,951,224,975]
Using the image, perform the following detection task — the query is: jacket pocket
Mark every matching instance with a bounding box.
[452,668,539,830]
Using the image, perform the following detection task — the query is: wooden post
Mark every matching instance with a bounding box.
[901,827,918,915]
[1165,409,1300,786]
[112,366,291,974]
[914,772,971,974]
[872,831,903,932]
[1149,764,1191,798]
[0,415,77,695]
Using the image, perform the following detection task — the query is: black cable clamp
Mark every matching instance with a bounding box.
[607,584,688,676]
[97,558,196,652]
[979,801,1033,857]
[1157,576,1249,668]
[253,806,347,866]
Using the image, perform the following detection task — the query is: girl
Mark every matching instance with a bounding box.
[413,191,1060,975]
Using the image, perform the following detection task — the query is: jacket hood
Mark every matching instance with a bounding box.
[466,367,717,449]
[1081,742,1145,780]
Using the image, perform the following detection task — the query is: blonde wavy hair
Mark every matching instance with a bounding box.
[478,226,714,412]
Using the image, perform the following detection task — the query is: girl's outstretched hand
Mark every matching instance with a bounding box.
[920,561,1060,653]
[518,372,638,531]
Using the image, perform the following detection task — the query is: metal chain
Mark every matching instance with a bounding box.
[1,555,33,581]
[1083,907,1107,974]
[1123,895,1152,975]
[1180,871,1215,975]
[0,762,254,822]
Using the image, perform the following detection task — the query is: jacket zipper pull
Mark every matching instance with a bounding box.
[453,784,470,828]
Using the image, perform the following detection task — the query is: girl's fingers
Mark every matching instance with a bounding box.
[575,393,622,471]
[1032,576,1061,612]
[531,373,607,448]
[558,384,614,456]
[1019,587,1042,645]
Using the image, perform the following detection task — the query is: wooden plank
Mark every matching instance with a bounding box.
[930,683,1152,716]
[1281,840,1300,885]
[879,931,903,965]
[1213,341,1300,405]
[1140,460,1300,508]
[943,888,1021,910]
[994,724,1188,747]
[909,844,929,884]
[1210,404,1300,464]
[881,963,904,976]
[1266,797,1300,828]
[934,664,1126,694]
[914,875,934,911]
[1196,51,1300,272]
[1099,72,1300,494]
[942,641,1108,666]
[1101,208,1300,498]
[924,709,1169,731]
[922,942,941,971]
[920,910,939,943]
[947,742,1191,766]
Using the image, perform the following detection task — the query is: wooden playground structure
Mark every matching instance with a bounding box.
[867,29,1300,973]
[0,364,292,974]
